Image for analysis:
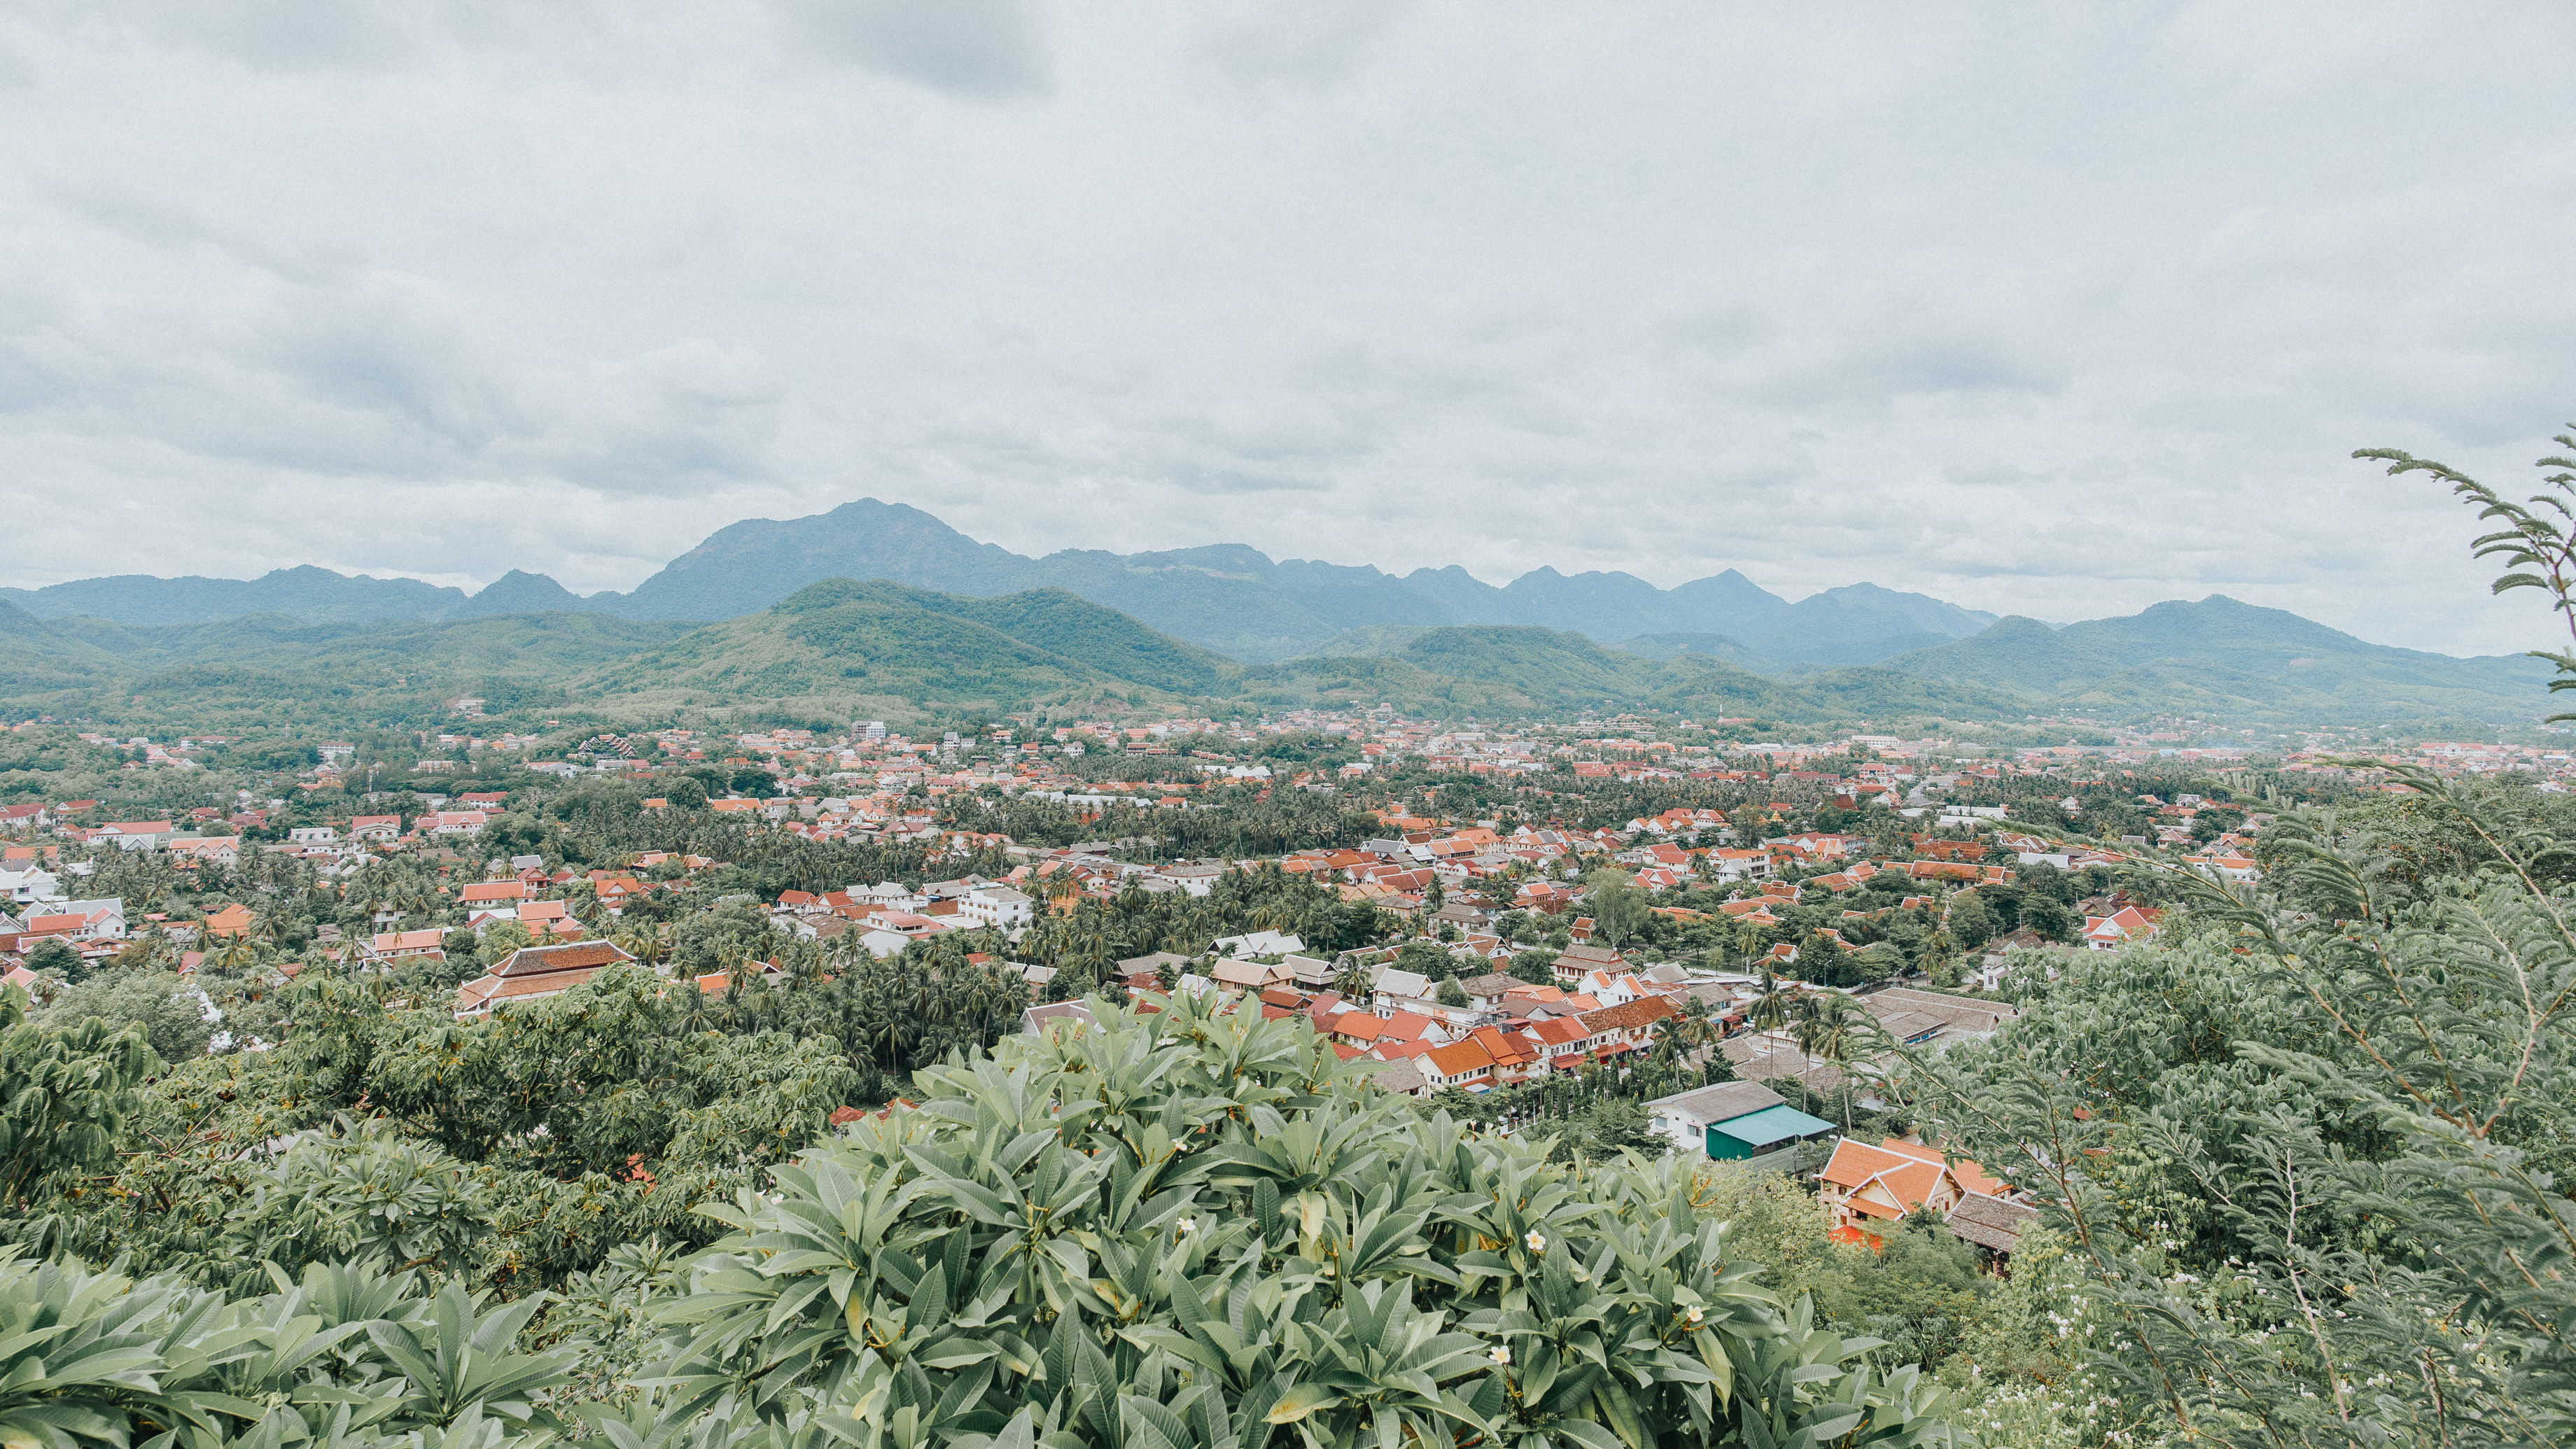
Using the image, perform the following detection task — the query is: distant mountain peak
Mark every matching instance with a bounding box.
[0,497,2075,671]
[451,569,589,620]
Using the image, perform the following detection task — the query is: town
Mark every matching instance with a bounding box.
[12,696,2533,1270]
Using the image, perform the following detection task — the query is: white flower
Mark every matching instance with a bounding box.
[1683,1306,1704,1326]
[1525,1231,1547,1254]
[1177,1217,1198,1235]
[1488,1345,1511,1365]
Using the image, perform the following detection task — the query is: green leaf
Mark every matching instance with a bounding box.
[1262,1382,1337,1424]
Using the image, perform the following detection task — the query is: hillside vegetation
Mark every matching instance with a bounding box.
[0,580,2551,732]
[584,579,1233,718]
[1870,595,2552,722]
[6,498,1995,665]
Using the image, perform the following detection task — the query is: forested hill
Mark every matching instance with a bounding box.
[6,497,1994,666]
[15,504,2533,718]
[0,583,2550,731]
[1865,594,2552,722]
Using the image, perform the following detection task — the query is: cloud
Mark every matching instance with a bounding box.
[776,0,1051,98]
[1193,1,1406,91]
[46,179,358,286]
[0,1,2570,659]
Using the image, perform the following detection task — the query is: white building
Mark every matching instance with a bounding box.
[0,867,63,906]
[1213,929,1304,957]
[958,886,1035,932]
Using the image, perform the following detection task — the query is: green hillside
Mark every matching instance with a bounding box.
[1270,623,1439,659]
[71,612,688,675]
[897,585,1231,694]
[1872,596,2554,723]
[1245,626,1987,722]
[0,583,1236,732]
[0,584,2552,733]
[0,600,122,690]
[1604,631,1778,670]
[579,579,1234,719]
[1241,654,1550,715]
[0,609,694,732]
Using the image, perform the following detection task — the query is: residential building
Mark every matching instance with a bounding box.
[958,885,1035,932]
[1857,987,2020,1046]
[95,821,176,852]
[1644,1081,1810,1156]
[1420,1037,1497,1090]
[0,867,62,906]
[1816,1138,2009,1238]
[1945,1193,2040,1258]
[365,928,447,965]
[2081,905,2162,949]
[454,939,638,1017]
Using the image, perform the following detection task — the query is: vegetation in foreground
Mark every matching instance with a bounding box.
[2,988,1959,1449]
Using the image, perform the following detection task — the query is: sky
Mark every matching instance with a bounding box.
[4,1,2574,656]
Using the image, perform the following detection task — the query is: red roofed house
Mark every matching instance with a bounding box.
[202,903,255,939]
[516,899,582,939]
[2082,906,2162,950]
[1421,1037,1498,1090]
[1376,1009,1441,1046]
[1817,1138,2011,1238]
[366,928,447,964]
[350,814,402,841]
[1524,1014,1592,1068]
[1501,982,1567,1011]
[454,939,637,1018]
[1573,993,1679,1056]
[24,909,120,944]
[1466,1023,1541,1079]
[1323,1007,1386,1046]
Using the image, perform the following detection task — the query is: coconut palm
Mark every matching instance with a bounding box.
[1670,993,1723,1070]
[1732,917,1768,969]
[1748,969,1795,1035]
[1792,993,1888,1135]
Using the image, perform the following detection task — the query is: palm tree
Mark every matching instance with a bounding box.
[1732,918,1768,971]
[1748,969,1795,1035]
[1670,995,1722,1072]
[1792,993,1887,1135]
[1333,953,1373,1001]
[615,920,675,969]
[213,929,264,975]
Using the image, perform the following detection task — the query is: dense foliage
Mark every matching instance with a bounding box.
[1910,766,2576,1444]
[0,988,1961,1449]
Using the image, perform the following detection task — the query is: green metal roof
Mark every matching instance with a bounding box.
[1708,1105,1837,1150]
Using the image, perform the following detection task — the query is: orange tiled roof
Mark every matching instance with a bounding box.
[1424,1040,1495,1077]
[1874,1138,2008,1197]
[1819,1139,1917,1190]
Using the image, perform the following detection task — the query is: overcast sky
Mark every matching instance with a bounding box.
[4,2,2573,654]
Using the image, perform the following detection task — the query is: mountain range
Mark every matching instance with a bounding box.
[0,578,2552,732]
[0,497,2555,729]
[0,499,1995,666]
